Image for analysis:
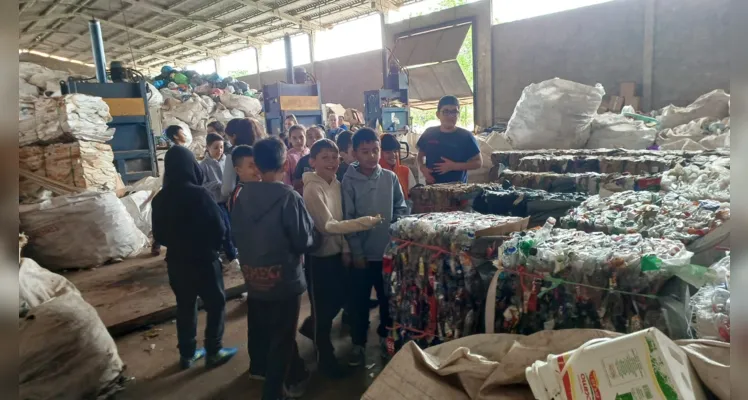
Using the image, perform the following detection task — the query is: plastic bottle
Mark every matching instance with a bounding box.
[534,217,557,245]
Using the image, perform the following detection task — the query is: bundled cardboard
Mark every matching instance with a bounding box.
[43,142,119,192]
[410,183,485,213]
[516,154,672,175]
[19,146,48,203]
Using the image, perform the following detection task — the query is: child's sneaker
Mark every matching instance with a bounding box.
[284,371,310,398]
[228,259,241,271]
[206,347,238,369]
[179,348,206,370]
[347,345,365,367]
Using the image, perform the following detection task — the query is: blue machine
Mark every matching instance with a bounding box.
[263,34,324,135]
[263,81,323,135]
[59,19,158,184]
[61,76,158,184]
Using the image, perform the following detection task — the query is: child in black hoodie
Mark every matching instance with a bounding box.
[151,146,238,370]
[231,137,319,400]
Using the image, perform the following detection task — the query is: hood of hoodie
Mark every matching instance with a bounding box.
[343,162,382,182]
[163,146,204,187]
[238,181,295,222]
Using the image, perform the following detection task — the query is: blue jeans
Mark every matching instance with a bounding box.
[218,203,237,261]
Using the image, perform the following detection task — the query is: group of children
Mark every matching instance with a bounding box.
[151,95,481,400]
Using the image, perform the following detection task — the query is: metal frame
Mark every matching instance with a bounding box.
[19,0,403,70]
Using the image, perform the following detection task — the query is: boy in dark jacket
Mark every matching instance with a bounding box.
[231,137,318,400]
[151,146,237,370]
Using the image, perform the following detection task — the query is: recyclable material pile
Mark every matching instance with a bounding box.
[409,183,485,213]
[498,170,662,195]
[560,191,730,245]
[662,156,730,202]
[19,61,75,98]
[654,89,731,151]
[494,226,693,336]
[689,255,730,342]
[18,92,120,204]
[383,212,529,353]
[472,182,588,224]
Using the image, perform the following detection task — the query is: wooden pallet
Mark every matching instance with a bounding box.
[64,254,245,337]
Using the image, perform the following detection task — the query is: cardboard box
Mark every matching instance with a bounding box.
[625,96,641,111]
[620,81,637,98]
[526,328,707,400]
[608,95,625,113]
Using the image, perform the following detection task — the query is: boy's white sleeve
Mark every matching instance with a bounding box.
[303,183,377,235]
[221,156,236,198]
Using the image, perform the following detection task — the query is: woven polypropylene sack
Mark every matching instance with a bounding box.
[504,78,605,150]
[19,292,125,400]
[19,191,148,270]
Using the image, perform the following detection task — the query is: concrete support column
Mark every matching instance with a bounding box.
[380,11,388,88]
[642,0,656,112]
[254,46,262,89]
[308,31,316,75]
[213,56,222,75]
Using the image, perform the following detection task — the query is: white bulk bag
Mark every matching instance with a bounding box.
[19,191,148,270]
[586,113,657,149]
[658,90,730,130]
[503,78,605,150]
[19,292,125,400]
[219,92,262,116]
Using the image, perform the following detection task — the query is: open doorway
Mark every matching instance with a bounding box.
[394,20,475,133]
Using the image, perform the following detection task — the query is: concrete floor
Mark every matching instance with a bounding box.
[113,294,385,400]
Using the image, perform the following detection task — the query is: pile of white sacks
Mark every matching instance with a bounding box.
[502,78,731,151]
[148,82,262,160]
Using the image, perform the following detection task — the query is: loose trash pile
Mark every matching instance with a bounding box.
[383,212,528,353]
[494,226,694,336]
[689,255,730,342]
[560,191,730,244]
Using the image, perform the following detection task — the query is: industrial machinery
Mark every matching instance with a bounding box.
[60,20,158,184]
[263,35,324,135]
[364,59,410,135]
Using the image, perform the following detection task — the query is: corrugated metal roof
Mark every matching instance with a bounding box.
[18,0,404,72]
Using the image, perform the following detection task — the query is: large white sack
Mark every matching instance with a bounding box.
[162,94,211,132]
[219,92,262,116]
[658,89,730,130]
[28,70,70,91]
[659,138,707,151]
[657,117,717,147]
[19,257,79,315]
[19,94,115,146]
[700,131,730,149]
[161,116,193,146]
[19,62,50,80]
[188,134,207,160]
[19,191,148,270]
[120,190,155,236]
[503,78,605,149]
[586,113,657,149]
[19,77,39,98]
[19,292,125,400]
[146,82,164,107]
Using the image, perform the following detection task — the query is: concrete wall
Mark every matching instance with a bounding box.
[652,0,730,108]
[236,50,383,110]
[492,0,730,120]
[492,0,645,120]
[19,53,95,76]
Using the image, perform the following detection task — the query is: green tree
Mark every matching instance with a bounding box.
[227,69,250,78]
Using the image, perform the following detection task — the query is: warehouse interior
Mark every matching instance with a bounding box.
[18,0,731,399]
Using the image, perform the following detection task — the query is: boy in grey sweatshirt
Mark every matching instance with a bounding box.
[199,133,238,270]
[230,137,319,400]
[341,128,408,367]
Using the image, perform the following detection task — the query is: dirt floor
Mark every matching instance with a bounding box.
[113,294,385,400]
